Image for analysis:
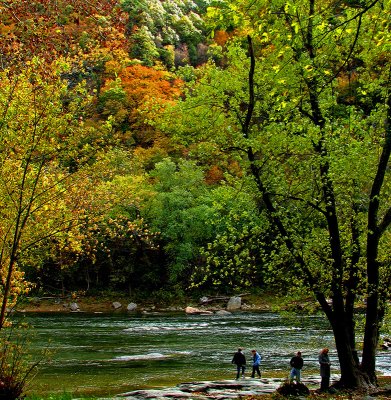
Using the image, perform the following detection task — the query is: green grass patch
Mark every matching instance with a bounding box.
[25,394,97,400]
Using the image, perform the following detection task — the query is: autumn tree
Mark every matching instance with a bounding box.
[98,64,182,147]
[0,60,103,329]
[65,151,162,295]
[160,0,391,389]
[0,0,128,69]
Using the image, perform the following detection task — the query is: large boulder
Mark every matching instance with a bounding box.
[69,302,80,312]
[112,301,122,310]
[127,303,137,311]
[227,296,242,311]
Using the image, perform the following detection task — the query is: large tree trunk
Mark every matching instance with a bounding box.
[361,94,391,381]
[331,313,368,388]
[361,241,380,382]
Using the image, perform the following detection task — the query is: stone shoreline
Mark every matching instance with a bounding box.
[114,377,323,399]
[17,296,272,314]
[96,375,391,400]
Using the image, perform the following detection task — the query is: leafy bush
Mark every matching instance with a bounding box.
[0,323,40,400]
[276,381,310,397]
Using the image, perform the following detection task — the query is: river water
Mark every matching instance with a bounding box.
[21,311,391,397]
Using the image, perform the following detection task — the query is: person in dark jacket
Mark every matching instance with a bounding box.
[289,351,304,382]
[232,348,246,379]
[318,348,331,391]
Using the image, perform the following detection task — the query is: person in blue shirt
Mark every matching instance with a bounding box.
[251,349,262,378]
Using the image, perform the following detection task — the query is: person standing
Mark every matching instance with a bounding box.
[289,351,303,383]
[318,348,331,391]
[250,349,262,378]
[232,348,246,379]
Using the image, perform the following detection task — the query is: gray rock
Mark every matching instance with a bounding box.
[112,301,122,310]
[127,303,137,311]
[226,297,241,311]
[69,302,79,312]
[215,310,231,316]
[119,389,208,399]
[119,379,283,399]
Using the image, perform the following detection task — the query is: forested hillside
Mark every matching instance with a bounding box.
[0,0,239,304]
[1,0,391,390]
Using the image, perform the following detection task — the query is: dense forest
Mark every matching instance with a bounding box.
[1,0,391,390]
[1,0,232,301]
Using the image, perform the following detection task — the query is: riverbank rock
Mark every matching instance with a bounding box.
[69,302,80,311]
[381,337,391,350]
[215,310,231,316]
[112,301,122,309]
[185,306,213,315]
[226,296,241,311]
[200,296,209,304]
[118,378,282,399]
[127,303,137,311]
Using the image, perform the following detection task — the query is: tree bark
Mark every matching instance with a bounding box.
[361,93,391,380]
[331,311,366,387]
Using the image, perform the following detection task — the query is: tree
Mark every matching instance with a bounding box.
[192,179,268,291]
[98,64,182,147]
[129,26,160,66]
[120,0,208,67]
[0,60,101,328]
[144,158,216,287]
[0,0,128,69]
[160,0,391,388]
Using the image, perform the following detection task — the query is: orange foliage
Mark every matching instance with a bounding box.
[118,65,183,107]
[337,72,359,105]
[213,30,230,47]
[337,72,358,89]
[99,64,183,146]
[0,0,129,68]
[228,160,243,178]
[205,165,224,184]
[120,65,183,145]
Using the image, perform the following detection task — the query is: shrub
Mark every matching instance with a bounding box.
[276,381,310,397]
[0,323,40,400]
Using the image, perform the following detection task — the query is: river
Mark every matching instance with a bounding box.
[20,311,390,397]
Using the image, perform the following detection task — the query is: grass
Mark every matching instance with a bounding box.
[25,395,97,400]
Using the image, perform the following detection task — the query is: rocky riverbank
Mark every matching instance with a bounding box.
[17,294,273,314]
[109,376,391,400]
[117,378,286,399]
